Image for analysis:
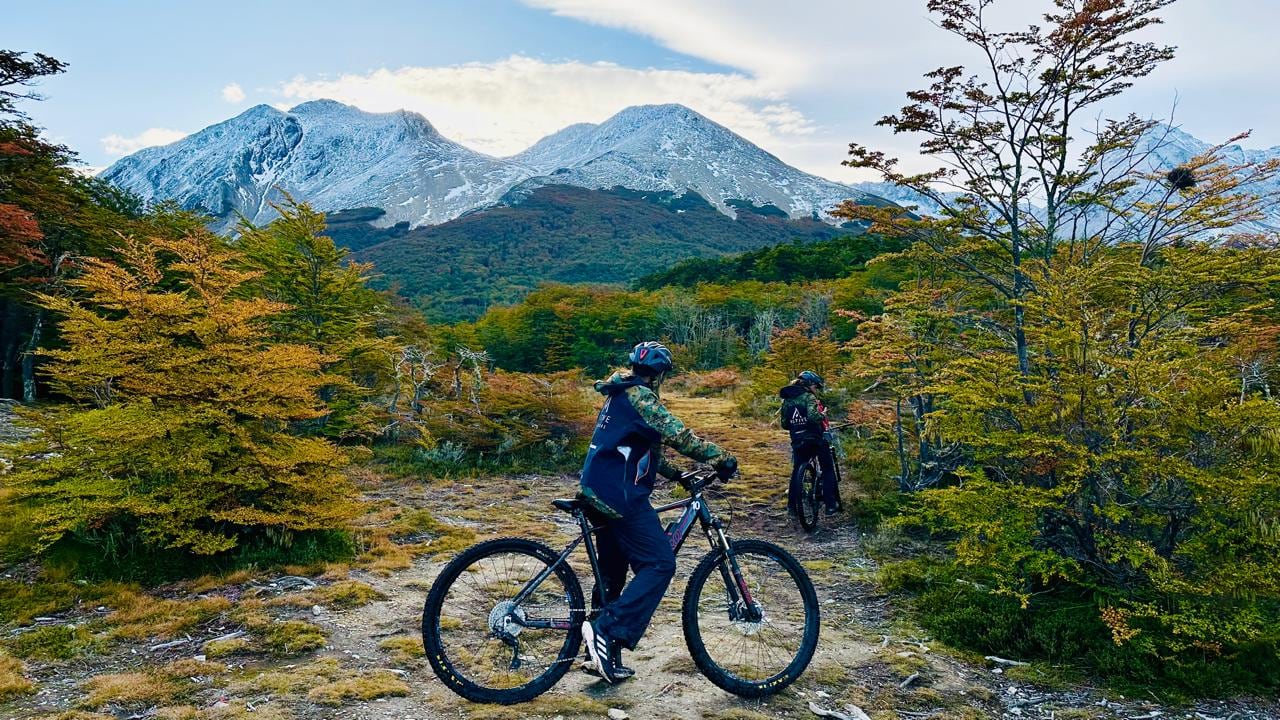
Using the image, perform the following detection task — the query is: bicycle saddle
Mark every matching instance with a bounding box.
[550,498,582,513]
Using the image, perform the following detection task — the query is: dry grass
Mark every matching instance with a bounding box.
[465,692,615,720]
[305,669,410,705]
[79,671,182,709]
[0,651,34,701]
[265,580,385,610]
[232,657,343,695]
[185,570,256,595]
[106,591,231,641]
[702,709,776,720]
[226,601,327,656]
[202,636,250,658]
[159,658,227,680]
[378,634,425,665]
[353,503,477,575]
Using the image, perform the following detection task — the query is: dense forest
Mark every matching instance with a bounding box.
[329,186,856,321]
[2,0,1280,714]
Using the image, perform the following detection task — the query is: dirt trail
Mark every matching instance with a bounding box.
[330,392,888,720]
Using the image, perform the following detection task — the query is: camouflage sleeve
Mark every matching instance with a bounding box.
[803,393,827,431]
[656,454,684,481]
[625,385,730,465]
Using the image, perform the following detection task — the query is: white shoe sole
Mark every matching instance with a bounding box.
[581,621,614,684]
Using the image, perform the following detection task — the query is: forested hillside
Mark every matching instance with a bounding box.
[336,184,852,320]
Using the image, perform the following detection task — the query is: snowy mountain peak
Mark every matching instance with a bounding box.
[101,100,523,229]
[102,100,908,231]
[512,102,874,219]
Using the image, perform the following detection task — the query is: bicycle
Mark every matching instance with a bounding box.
[789,422,853,533]
[421,469,821,705]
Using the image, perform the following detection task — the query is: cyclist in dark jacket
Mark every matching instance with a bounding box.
[780,371,840,515]
[580,341,738,684]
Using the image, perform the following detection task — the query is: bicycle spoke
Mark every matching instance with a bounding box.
[691,549,809,682]
[434,549,574,691]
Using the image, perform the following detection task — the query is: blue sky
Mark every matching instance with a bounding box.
[4,0,1278,181]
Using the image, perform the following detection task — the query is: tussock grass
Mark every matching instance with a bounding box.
[202,636,250,658]
[378,634,425,665]
[80,671,182,709]
[260,620,327,656]
[226,601,327,656]
[232,657,342,695]
[106,591,231,641]
[465,693,615,720]
[2,624,103,661]
[354,504,477,575]
[265,579,385,610]
[0,651,34,701]
[305,669,410,705]
[702,709,775,720]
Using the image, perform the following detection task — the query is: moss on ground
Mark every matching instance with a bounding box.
[2,624,103,661]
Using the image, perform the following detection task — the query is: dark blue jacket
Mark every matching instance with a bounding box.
[579,375,663,518]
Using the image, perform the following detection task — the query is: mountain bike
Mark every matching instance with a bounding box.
[421,469,821,705]
[789,423,853,532]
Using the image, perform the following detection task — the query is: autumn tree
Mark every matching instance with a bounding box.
[1,49,155,401]
[842,0,1280,691]
[235,199,390,438]
[5,229,357,563]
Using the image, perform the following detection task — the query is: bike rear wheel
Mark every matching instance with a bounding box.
[422,538,584,704]
[682,539,820,697]
[791,460,820,532]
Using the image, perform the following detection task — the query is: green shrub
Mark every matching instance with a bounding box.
[881,558,1280,698]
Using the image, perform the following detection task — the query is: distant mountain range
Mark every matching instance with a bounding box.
[101,101,900,230]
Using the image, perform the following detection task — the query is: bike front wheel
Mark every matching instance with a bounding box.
[422,538,585,704]
[682,539,821,697]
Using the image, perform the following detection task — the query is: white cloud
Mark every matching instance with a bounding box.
[100,128,188,156]
[279,55,816,157]
[221,82,246,103]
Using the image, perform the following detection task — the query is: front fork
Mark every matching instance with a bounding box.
[705,516,763,623]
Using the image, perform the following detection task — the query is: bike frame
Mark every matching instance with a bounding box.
[508,478,758,632]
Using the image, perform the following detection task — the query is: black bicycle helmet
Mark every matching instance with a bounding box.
[629,341,674,376]
[797,370,824,389]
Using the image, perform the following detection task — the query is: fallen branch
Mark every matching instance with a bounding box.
[985,655,1029,667]
[148,638,189,651]
[899,672,921,690]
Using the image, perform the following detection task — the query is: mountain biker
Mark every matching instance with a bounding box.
[579,341,739,684]
[780,371,840,515]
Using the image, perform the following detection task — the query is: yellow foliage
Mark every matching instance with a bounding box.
[8,229,358,559]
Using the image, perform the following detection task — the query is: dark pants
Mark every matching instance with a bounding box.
[792,441,839,509]
[592,500,676,650]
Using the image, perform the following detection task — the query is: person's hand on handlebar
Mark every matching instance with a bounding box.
[712,455,738,482]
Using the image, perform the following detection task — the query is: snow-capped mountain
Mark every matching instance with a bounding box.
[511,104,887,218]
[101,100,529,230]
[102,101,894,229]
[1119,126,1280,235]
